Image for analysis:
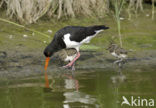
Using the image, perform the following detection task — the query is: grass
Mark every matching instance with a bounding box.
[0,8,156,53]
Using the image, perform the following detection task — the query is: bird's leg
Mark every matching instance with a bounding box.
[113,59,120,65]
[122,58,128,64]
[118,59,122,67]
[119,58,125,68]
[71,62,75,71]
[113,58,123,68]
[63,52,80,68]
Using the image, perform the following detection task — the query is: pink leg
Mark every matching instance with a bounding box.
[63,52,80,68]
[71,62,75,70]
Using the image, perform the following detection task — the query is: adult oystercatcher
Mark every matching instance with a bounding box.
[106,43,128,67]
[44,25,109,69]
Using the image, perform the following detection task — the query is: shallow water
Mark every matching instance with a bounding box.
[0,67,155,108]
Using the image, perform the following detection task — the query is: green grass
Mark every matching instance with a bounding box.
[0,8,156,52]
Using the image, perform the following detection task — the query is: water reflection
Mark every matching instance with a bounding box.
[0,67,155,108]
[63,74,99,108]
[110,71,127,107]
[111,73,126,86]
[64,74,79,91]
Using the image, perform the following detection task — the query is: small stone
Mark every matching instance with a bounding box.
[43,41,47,43]
[146,14,150,17]
[23,34,28,38]
[0,51,7,58]
[9,35,13,39]
[120,17,124,20]
[47,30,52,34]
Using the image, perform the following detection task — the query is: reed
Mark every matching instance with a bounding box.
[0,0,109,24]
[127,0,135,20]
[0,0,52,24]
[127,0,144,20]
[112,0,125,47]
[0,18,50,39]
[152,0,155,20]
[0,0,152,25]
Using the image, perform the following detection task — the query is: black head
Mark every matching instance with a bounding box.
[44,45,55,57]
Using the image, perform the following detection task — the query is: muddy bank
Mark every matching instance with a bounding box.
[0,49,156,79]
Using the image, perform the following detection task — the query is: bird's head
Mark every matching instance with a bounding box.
[44,45,55,57]
[106,43,117,51]
[43,44,56,72]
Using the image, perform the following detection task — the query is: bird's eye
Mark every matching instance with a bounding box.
[48,52,50,55]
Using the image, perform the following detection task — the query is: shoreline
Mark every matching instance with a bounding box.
[0,50,156,79]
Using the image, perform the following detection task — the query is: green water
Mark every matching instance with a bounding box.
[0,67,155,108]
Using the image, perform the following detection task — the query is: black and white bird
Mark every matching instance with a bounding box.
[106,43,128,67]
[44,25,109,69]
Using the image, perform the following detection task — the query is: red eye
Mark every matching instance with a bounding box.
[48,52,50,55]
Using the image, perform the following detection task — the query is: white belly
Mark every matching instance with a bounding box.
[63,30,103,51]
[111,52,127,58]
[81,30,103,44]
[63,33,81,50]
[80,36,95,44]
[119,54,127,58]
[64,54,77,62]
[111,52,118,57]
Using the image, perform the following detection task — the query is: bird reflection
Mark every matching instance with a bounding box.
[63,74,99,108]
[111,74,126,86]
[111,70,127,106]
[64,74,79,91]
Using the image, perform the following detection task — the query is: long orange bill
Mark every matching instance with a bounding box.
[44,57,50,88]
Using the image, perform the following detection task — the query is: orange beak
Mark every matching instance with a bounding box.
[44,57,50,88]
[44,57,50,70]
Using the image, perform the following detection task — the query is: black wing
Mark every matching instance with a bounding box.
[56,25,109,42]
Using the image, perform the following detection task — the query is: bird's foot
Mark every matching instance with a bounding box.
[63,62,73,69]
[71,65,75,71]
[63,62,76,71]
[62,52,80,70]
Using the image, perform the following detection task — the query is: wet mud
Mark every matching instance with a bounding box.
[0,50,156,79]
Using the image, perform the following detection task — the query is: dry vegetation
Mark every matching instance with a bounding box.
[0,0,52,24]
[0,0,154,24]
[127,0,144,19]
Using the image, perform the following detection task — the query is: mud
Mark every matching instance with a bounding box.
[0,49,156,79]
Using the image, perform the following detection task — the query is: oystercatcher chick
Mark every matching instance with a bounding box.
[106,43,128,67]
[54,48,77,70]
[44,25,109,69]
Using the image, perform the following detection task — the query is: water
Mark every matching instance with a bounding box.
[0,67,155,108]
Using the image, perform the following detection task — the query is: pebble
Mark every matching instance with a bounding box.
[47,30,52,34]
[9,35,13,39]
[23,34,28,38]
[0,51,7,58]
[120,17,124,20]
[146,14,150,17]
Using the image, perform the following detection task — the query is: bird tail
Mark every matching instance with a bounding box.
[91,25,109,30]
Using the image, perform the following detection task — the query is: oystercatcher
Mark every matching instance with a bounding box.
[106,43,128,67]
[44,25,109,69]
